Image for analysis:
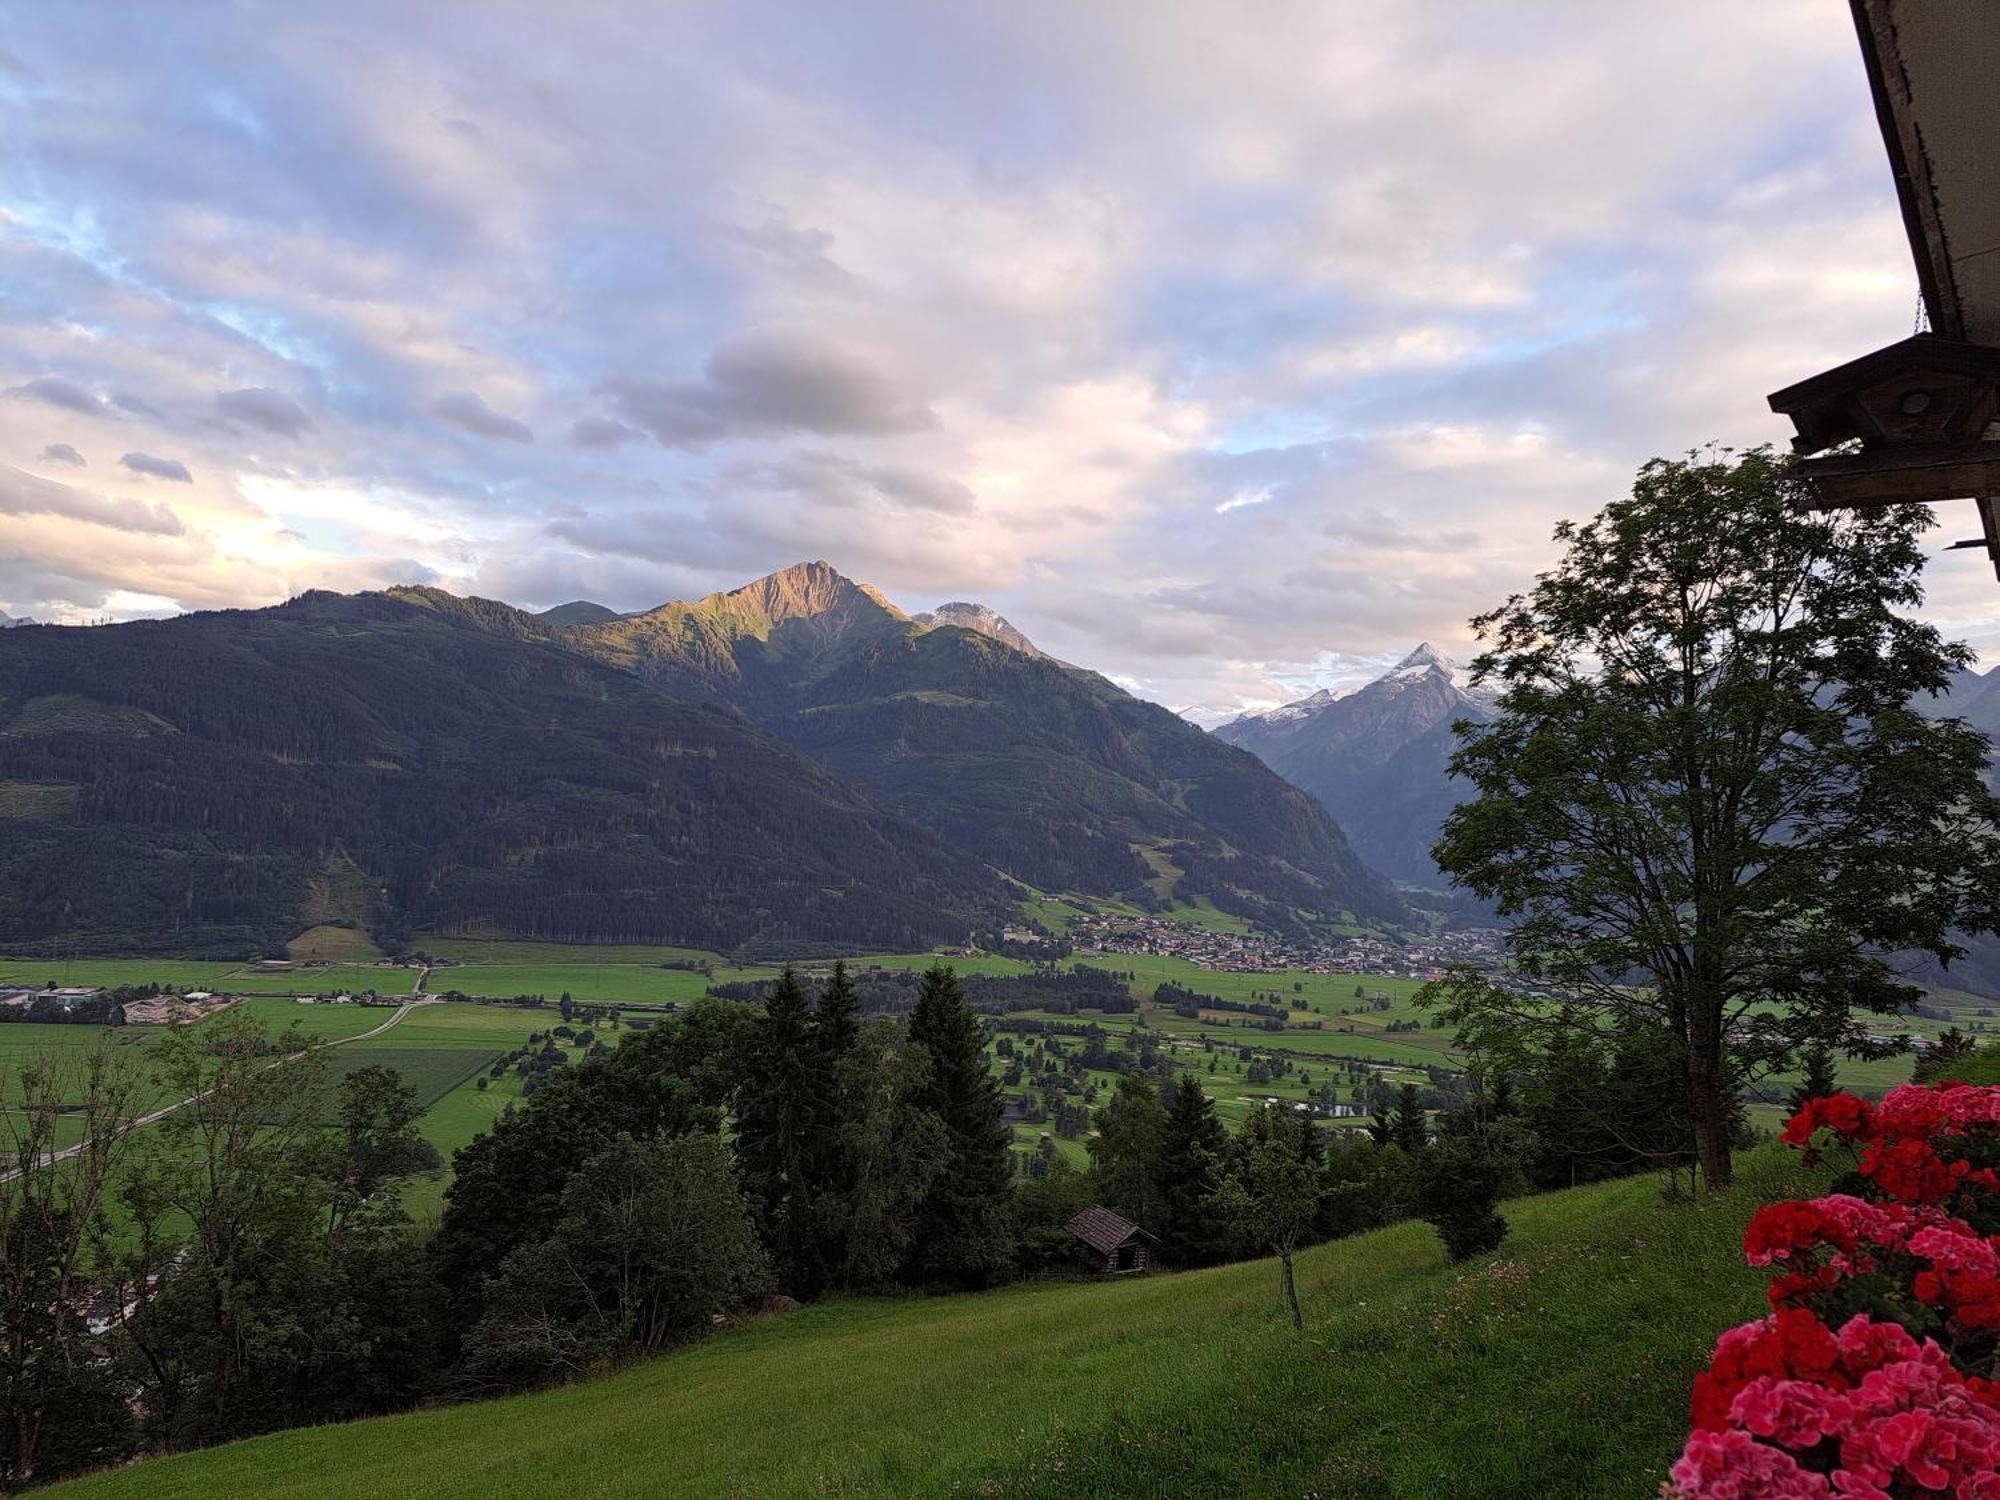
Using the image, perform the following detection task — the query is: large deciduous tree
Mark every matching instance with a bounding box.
[458,1132,768,1393]
[433,997,751,1337]
[0,1046,143,1487]
[1432,448,2000,1188]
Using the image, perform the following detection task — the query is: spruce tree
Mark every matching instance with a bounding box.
[734,967,825,1296]
[1391,1083,1428,1154]
[903,965,1015,1286]
[1088,1073,1170,1225]
[1157,1074,1231,1267]
[808,960,864,1286]
[1367,1105,1393,1148]
[815,959,861,1056]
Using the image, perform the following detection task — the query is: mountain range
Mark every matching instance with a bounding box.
[559,563,1401,932]
[0,564,1401,956]
[1214,643,1492,887]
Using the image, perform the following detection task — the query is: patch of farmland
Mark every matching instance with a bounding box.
[319,1045,498,1119]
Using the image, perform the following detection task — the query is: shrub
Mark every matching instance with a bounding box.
[1414,1136,1508,1263]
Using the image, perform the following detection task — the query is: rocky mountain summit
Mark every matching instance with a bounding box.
[1214,643,1493,887]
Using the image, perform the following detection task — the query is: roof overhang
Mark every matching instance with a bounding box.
[1852,0,2000,346]
[1764,4,2000,574]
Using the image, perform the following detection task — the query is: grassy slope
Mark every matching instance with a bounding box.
[49,1149,1817,1500]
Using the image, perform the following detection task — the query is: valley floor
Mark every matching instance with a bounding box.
[46,1148,1815,1500]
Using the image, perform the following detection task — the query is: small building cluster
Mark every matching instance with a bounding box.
[0,985,104,1010]
[122,991,233,1025]
[1069,913,1506,979]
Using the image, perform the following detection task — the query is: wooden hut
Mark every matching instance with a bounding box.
[1065,1205,1155,1275]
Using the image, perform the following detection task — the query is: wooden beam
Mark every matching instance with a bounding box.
[1797,440,2000,510]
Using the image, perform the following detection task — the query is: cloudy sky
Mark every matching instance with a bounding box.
[3,0,1995,719]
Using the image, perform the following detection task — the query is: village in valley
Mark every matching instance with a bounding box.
[1064,910,1505,980]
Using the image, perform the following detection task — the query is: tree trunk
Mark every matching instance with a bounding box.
[1686,1024,1734,1190]
[1278,1248,1302,1331]
[16,1407,40,1486]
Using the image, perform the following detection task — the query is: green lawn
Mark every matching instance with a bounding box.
[46,1147,1820,1500]
[234,997,397,1042]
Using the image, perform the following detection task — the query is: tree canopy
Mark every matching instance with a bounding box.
[1431,448,2000,1185]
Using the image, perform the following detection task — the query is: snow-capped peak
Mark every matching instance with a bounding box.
[1387,640,1490,695]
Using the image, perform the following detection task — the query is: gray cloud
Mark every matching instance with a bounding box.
[431,390,533,443]
[119,452,193,482]
[109,391,159,418]
[568,415,642,449]
[215,387,315,438]
[730,449,975,515]
[0,465,185,536]
[37,443,85,466]
[599,333,936,450]
[7,376,106,416]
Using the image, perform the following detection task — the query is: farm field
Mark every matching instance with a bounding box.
[318,1046,494,1117]
[0,997,386,1117]
[0,956,419,999]
[237,997,400,1043]
[44,1146,1826,1500]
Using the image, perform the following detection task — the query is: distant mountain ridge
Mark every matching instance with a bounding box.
[1214,644,1491,887]
[559,562,1404,929]
[911,601,1046,659]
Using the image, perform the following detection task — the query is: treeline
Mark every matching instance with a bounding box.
[707,965,1136,1017]
[434,963,1021,1385]
[1153,980,1286,1021]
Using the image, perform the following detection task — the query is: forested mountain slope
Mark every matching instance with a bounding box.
[0,589,1006,955]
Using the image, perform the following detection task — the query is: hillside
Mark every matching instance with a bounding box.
[1215,643,1491,888]
[0,590,1006,955]
[568,563,1404,926]
[46,1148,1811,1499]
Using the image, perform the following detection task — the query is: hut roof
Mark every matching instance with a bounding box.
[1065,1205,1152,1255]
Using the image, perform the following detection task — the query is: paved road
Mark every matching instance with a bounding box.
[5,994,439,1180]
